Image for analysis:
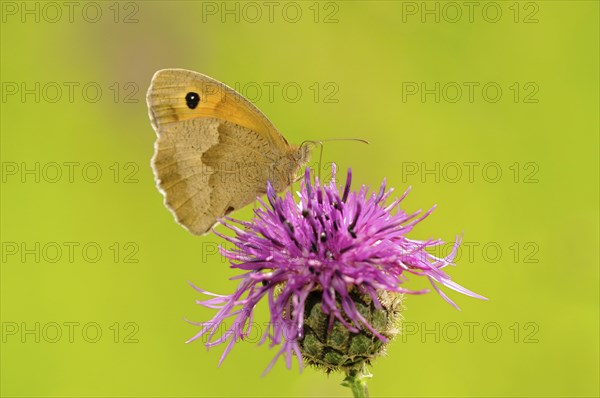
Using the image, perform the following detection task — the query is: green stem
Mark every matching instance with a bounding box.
[341,365,372,398]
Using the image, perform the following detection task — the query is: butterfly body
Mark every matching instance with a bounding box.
[147,69,309,235]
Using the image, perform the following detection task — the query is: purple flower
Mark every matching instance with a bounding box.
[187,165,486,373]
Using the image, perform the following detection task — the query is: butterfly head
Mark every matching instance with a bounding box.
[296,141,312,167]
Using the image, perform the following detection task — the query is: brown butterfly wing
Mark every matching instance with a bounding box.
[147,69,307,235]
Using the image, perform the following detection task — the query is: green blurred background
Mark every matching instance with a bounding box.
[1,1,598,396]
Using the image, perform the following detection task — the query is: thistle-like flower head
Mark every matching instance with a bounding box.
[188,165,486,374]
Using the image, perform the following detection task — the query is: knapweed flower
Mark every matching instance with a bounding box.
[188,165,486,375]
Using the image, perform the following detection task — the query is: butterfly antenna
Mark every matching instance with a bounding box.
[317,138,370,145]
[300,138,369,180]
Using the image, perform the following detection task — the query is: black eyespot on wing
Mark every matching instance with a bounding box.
[185,92,200,109]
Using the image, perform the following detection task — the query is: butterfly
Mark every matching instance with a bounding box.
[146,69,310,235]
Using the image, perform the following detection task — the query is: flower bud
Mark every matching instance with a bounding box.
[299,289,403,373]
